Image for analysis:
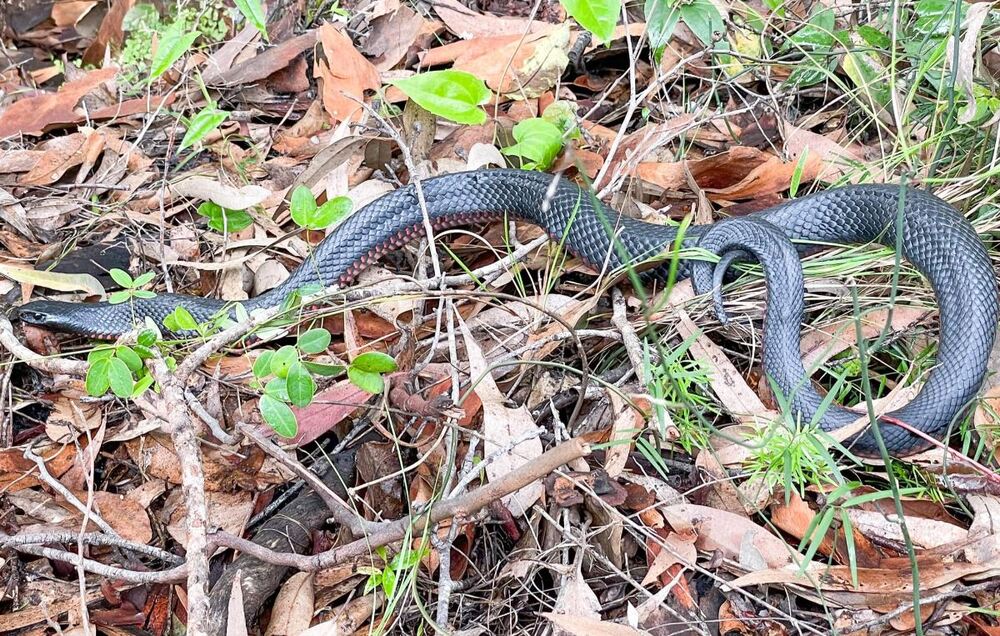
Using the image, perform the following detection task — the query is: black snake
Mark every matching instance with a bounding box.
[15,169,999,456]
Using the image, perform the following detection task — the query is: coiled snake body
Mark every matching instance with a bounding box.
[15,169,999,457]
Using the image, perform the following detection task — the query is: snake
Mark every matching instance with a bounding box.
[14,169,999,457]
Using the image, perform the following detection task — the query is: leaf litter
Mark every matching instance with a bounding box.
[0,0,998,635]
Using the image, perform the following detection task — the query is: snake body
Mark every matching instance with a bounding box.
[15,169,999,456]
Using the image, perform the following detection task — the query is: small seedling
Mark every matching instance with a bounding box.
[108,269,157,305]
[85,329,167,399]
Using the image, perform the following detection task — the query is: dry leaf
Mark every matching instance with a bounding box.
[454,24,570,97]
[93,491,152,544]
[0,67,117,138]
[226,572,250,636]
[459,315,543,517]
[0,262,105,296]
[264,572,315,636]
[433,0,553,39]
[541,614,651,636]
[82,0,135,65]
[551,567,602,636]
[315,24,381,123]
[171,176,271,210]
[660,504,795,570]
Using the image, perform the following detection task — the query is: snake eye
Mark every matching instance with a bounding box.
[16,310,50,325]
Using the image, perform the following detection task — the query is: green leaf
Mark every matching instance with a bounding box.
[560,0,620,43]
[786,6,834,50]
[857,24,890,49]
[842,49,892,109]
[302,361,345,377]
[87,347,115,364]
[123,3,158,31]
[542,100,580,137]
[914,0,959,36]
[149,24,199,81]
[286,362,316,408]
[289,185,317,228]
[264,377,290,402]
[348,367,385,394]
[116,346,143,373]
[501,118,564,171]
[311,197,352,229]
[233,0,269,41]
[133,290,157,299]
[133,344,154,359]
[86,358,111,396]
[108,358,135,398]
[180,107,229,151]
[351,351,398,374]
[679,0,724,47]
[108,291,131,304]
[784,52,834,87]
[297,328,332,354]
[260,394,298,437]
[645,0,681,52]
[390,70,491,125]
[137,329,158,347]
[109,268,134,288]
[133,271,155,287]
[198,201,253,233]
[132,374,154,397]
[212,209,253,233]
[253,351,274,379]
[198,201,224,220]
[270,345,299,378]
[164,306,199,332]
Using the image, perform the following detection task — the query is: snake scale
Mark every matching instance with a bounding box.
[15,169,999,457]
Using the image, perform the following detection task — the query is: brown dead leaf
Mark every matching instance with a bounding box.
[604,391,645,478]
[93,491,152,544]
[0,66,117,138]
[801,307,930,370]
[0,187,34,240]
[209,31,317,87]
[643,529,697,586]
[315,24,380,123]
[661,504,795,570]
[550,566,602,634]
[433,0,553,39]
[706,151,822,200]
[264,572,314,636]
[363,5,432,71]
[82,0,135,65]
[676,311,772,425]
[20,131,102,186]
[170,176,271,210]
[288,380,372,446]
[541,613,651,636]
[44,398,101,444]
[163,488,253,550]
[51,1,97,27]
[0,442,77,492]
[634,146,770,193]
[459,315,543,517]
[731,556,986,595]
[783,121,866,182]
[454,24,570,97]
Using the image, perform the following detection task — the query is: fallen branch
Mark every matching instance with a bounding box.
[209,438,590,571]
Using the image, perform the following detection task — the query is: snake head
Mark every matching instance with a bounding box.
[14,300,121,338]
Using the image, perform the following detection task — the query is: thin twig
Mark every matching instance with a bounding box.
[23,444,119,538]
[209,438,590,571]
[0,316,88,376]
[0,530,182,563]
[236,421,376,537]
